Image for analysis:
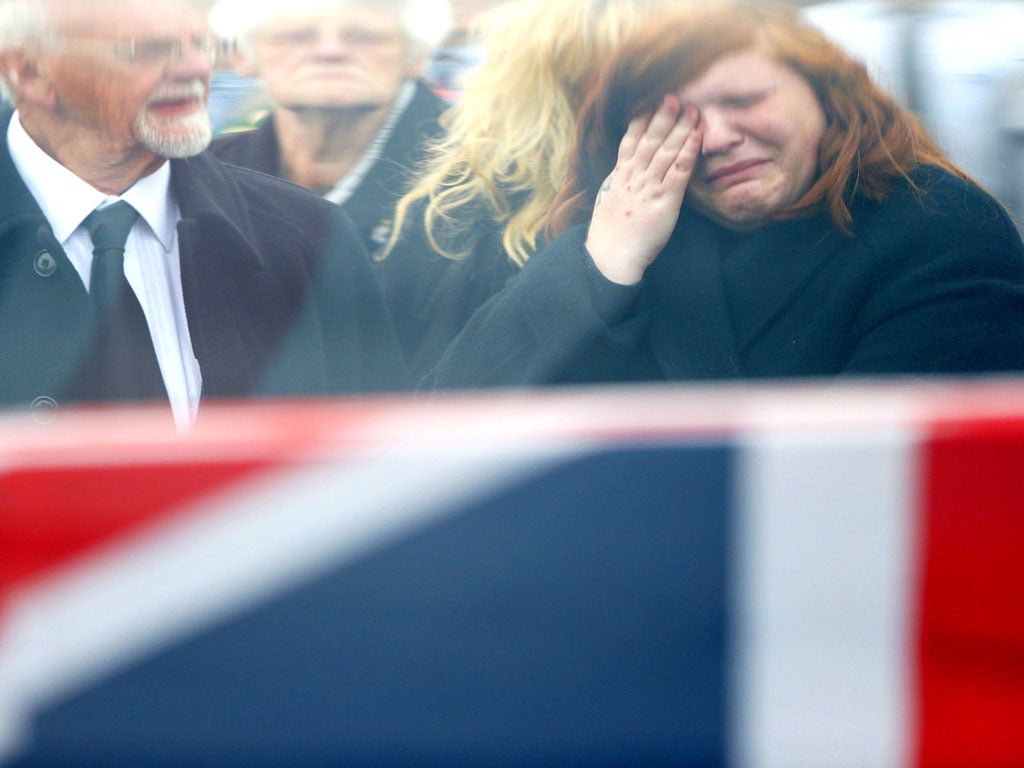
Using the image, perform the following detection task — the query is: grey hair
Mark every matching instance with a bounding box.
[208,0,453,61]
[0,0,50,99]
[0,1,51,50]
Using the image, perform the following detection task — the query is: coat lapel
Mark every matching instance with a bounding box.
[719,212,845,351]
[644,207,845,380]
[170,155,269,397]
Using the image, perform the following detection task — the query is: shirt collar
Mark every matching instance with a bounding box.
[120,160,178,252]
[7,110,178,250]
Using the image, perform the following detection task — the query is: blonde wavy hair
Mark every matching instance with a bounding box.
[386,0,678,267]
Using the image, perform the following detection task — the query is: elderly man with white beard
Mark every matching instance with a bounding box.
[0,0,406,429]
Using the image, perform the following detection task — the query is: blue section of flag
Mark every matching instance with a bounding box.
[7,442,735,768]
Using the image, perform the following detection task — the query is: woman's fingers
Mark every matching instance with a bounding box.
[651,102,701,184]
[620,94,681,168]
[635,94,686,166]
[616,109,650,165]
[617,95,700,185]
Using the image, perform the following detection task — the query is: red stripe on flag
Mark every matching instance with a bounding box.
[915,418,1024,768]
[1,460,278,595]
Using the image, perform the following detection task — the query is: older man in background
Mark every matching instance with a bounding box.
[0,0,406,428]
[208,0,452,258]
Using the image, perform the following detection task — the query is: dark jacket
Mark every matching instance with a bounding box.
[210,80,448,259]
[431,166,1024,387]
[0,107,406,414]
[375,195,521,383]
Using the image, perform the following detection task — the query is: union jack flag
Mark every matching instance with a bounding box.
[2,382,1023,767]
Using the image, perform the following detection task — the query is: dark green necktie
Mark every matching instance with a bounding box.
[75,202,168,402]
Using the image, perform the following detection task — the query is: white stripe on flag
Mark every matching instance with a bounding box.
[732,428,920,768]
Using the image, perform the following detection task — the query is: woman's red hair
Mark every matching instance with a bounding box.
[547,0,970,237]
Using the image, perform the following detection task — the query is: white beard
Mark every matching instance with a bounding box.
[135,80,213,158]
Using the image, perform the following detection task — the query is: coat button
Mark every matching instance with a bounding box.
[34,250,57,277]
[31,395,59,424]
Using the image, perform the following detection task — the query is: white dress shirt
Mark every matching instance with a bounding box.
[8,112,203,430]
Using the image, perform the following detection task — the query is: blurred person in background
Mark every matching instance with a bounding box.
[0,0,405,428]
[423,0,507,102]
[207,0,452,258]
[381,0,680,382]
[430,1,1024,388]
[802,0,1024,231]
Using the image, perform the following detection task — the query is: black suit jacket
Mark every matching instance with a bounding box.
[0,106,406,414]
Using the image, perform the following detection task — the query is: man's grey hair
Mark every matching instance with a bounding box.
[0,1,51,50]
[0,0,50,98]
[209,0,453,61]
